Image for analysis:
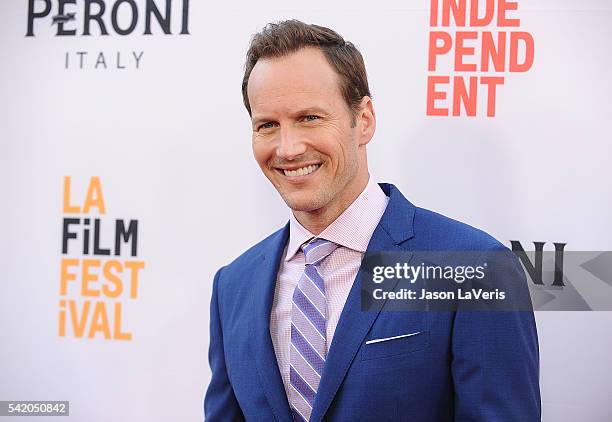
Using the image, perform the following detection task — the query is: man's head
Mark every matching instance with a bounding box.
[243,20,376,228]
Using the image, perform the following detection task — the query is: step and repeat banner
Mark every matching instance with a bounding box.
[1,0,611,420]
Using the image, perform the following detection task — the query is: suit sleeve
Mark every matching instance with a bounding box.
[451,249,541,421]
[204,268,245,422]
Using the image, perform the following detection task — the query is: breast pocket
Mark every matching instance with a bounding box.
[361,330,430,361]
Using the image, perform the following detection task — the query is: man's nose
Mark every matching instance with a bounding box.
[276,126,307,160]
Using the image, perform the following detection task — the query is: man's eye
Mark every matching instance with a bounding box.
[304,115,320,122]
[258,122,275,130]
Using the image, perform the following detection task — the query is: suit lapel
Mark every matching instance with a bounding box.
[309,183,416,422]
[249,224,293,422]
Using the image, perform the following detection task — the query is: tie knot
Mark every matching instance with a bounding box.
[302,238,338,266]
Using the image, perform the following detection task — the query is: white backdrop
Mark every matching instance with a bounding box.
[1,0,611,420]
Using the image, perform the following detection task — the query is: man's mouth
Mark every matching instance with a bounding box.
[280,164,320,177]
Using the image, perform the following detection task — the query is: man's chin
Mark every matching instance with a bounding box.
[280,193,326,213]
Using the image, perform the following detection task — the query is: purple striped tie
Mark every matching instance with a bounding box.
[289,238,338,422]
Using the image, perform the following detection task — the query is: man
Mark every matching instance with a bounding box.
[205,20,540,421]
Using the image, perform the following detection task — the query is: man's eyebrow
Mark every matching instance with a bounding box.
[251,107,329,127]
[251,115,274,128]
[292,107,328,117]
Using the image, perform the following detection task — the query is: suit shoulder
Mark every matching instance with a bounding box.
[218,225,287,277]
[412,206,506,251]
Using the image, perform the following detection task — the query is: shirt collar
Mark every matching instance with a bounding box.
[285,176,389,261]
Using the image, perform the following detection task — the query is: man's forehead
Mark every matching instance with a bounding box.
[247,47,342,106]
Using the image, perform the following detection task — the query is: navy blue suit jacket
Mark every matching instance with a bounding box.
[204,183,541,421]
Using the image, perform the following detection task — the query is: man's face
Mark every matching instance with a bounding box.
[247,47,369,214]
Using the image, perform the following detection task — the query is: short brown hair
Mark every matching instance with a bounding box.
[241,20,371,121]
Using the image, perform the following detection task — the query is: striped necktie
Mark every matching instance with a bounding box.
[289,238,338,422]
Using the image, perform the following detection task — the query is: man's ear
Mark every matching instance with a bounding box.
[357,96,376,146]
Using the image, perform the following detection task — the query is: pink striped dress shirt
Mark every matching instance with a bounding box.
[270,177,389,398]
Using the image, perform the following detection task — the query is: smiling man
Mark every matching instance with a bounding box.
[248,39,373,235]
[204,20,540,421]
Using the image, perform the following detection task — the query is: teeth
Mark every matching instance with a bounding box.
[283,164,319,177]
